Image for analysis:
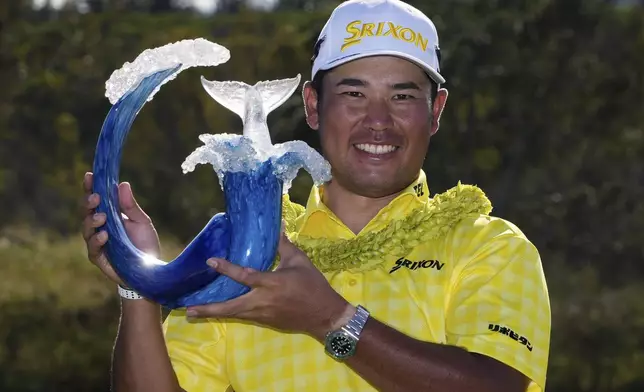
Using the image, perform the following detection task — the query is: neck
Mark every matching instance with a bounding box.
[323,180,403,234]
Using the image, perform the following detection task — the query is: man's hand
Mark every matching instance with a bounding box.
[80,174,182,392]
[81,172,161,286]
[185,233,354,340]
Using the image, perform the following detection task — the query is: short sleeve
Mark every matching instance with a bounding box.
[163,309,231,392]
[444,215,551,392]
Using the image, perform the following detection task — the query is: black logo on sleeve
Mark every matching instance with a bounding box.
[488,324,533,352]
[389,257,444,274]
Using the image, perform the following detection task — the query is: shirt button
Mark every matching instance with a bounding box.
[349,279,357,286]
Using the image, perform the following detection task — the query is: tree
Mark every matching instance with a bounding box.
[150,0,176,12]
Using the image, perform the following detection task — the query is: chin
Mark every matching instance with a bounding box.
[343,175,406,199]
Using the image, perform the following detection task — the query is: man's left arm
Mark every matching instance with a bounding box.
[313,312,532,392]
[315,216,551,392]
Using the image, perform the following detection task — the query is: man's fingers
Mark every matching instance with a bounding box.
[80,189,99,216]
[188,258,261,319]
[82,212,106,241]
[186,294,252,319]
[208,258,264,287]
[92,250,123,285]
[86,192,100,209]
[83,172,93,195]
[85,229,124,285]
[275,233,314,270]
[118,182,151,224]
[81,172,97,214]
[87,230,108,260]
[277,232,299,262]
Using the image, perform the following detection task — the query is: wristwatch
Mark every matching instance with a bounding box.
[324,305,370,361]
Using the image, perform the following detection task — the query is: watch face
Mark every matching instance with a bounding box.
[325,331,356,359]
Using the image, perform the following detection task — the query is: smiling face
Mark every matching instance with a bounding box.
[303,55,448,198]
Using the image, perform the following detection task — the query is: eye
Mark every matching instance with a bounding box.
[393,94,415,100]
[341,91,364,98]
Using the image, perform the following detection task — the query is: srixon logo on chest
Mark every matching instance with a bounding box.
[389,257,445,274]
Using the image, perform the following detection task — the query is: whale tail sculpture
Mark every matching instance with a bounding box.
[200,75,301,150]
[200,76,301,120]
[92,39,330,310]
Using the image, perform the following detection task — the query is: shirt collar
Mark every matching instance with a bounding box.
[296,170,431,238]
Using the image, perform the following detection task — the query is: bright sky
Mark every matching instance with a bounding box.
[32,0,278,13]
[191,0,217,13]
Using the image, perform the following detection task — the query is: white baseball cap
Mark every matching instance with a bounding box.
[311,0,445,84]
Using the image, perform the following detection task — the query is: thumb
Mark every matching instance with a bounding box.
[276,231,300,263]
[118,182,151,223]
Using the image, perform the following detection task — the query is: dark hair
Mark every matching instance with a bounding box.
[310,69,327,101]
[310,36,327,101]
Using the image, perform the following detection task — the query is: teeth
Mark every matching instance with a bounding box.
[355,144,398,155]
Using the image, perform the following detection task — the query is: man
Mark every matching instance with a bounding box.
[82,0,551,391]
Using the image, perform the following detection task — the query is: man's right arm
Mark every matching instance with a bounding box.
[112,300,185,392]
[82,173,230,391]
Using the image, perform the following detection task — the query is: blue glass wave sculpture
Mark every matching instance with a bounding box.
[92,39,331,309]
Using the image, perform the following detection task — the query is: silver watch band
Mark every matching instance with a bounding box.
[342,305,370,339]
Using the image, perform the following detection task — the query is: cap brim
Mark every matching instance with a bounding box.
[318,49,446,85]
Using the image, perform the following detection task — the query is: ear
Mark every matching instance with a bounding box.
[302,81,320,130]
[430,88,448,136]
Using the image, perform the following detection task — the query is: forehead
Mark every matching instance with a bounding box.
[324,56,429,86]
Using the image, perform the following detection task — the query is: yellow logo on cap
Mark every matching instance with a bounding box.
[342,20,430,52]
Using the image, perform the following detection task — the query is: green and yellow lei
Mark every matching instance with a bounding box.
[281,182,493,273]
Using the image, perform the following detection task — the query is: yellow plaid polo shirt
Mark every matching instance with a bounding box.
[162,171,551,392]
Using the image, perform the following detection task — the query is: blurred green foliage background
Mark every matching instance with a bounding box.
[1,0,643,391]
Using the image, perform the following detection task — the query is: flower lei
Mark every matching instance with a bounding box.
[281,182,493,273]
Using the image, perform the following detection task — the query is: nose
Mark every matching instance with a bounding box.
[363,98,393,132]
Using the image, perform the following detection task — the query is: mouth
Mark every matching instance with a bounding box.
[354,143,399,156]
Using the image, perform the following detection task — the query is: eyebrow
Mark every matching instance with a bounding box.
[392,82,421,90]
[335,78,421,90]
[336,78,365,87]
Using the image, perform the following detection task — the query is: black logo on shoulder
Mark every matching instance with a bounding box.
[488,324,533,352]
[413,182,425,197]
[389,257,444,274]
